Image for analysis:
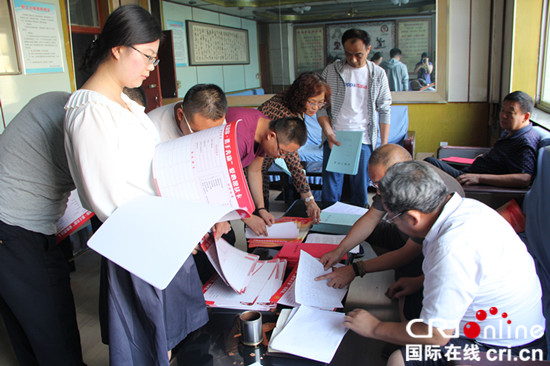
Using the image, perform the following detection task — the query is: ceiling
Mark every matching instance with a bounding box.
[166,0,436,23]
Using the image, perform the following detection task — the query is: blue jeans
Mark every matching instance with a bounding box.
[321,141,372,207]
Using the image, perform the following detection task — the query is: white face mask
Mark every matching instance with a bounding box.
[183,112,194,134]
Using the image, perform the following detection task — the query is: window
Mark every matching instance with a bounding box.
[67,0,103,88]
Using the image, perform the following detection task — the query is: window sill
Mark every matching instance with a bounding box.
[531,107,550,131]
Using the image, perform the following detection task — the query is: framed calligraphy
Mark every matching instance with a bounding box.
[186,20,249,66]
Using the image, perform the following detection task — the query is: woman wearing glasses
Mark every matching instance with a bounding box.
[64,6,207,365]
[258,72,331,222]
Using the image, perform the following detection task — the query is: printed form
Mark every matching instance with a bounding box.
[153,122,254,221]
[295,251,347,309]
[269,305,348,363]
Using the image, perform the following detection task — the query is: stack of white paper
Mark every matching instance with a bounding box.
[200,236,259,294]
[322,201,368,216]
[203,259,286,311]
[245,221,299,239]
[304,233,360,254]
[269,305,348,363]
[312,202,367,235]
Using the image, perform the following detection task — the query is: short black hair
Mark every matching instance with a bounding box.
[269,116,307,147]
[390,48,402,58]
[503,91,534,114]
[123,87,147,107]
[371,52,383,61]
[342,29,371,48]
[183,84,227,120]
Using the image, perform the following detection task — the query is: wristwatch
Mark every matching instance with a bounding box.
[304,195,315,203]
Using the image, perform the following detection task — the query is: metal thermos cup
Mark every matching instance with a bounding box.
[239,310,263,346]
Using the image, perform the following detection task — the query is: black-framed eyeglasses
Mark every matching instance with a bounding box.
[382,211,404,223]
[130,45,160,66]
[276,135,293,158]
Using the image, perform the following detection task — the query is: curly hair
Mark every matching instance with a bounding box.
[283,72,331,115]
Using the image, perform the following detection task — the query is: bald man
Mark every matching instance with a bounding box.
[316,144,464,319]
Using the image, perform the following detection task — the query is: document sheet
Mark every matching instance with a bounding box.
[245,221,299,239]
[87,196,236,290]
[269,305,348,363]
[248,217,312,248]
[305,233,360,254]
[295,251,347,309]
[322,201,369,216]
[153,122,254,221]
[56,190,94,242]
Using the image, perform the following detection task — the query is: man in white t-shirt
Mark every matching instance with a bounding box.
[343,161,546,366]
[318,28,392,208]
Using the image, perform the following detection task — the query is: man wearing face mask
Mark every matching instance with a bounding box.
[148,83,227,141]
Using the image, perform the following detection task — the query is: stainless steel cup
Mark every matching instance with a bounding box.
[239,310,263,346]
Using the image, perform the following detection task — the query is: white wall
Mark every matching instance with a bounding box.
[447,0,492,102]
[161,1,261,98]
[0,0,72,132]
[268,22,294,86]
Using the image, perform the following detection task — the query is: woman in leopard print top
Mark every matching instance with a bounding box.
[258,72,331,222]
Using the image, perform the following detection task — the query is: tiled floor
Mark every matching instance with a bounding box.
[0,191,398,366]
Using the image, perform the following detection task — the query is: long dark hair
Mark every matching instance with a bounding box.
[81,5,163,76]
[284,72,331,114]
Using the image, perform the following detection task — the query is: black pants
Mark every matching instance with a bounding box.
[424,157,465,178]
[0,220,84,366]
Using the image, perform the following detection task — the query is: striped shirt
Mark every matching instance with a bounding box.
[317,59,392,147]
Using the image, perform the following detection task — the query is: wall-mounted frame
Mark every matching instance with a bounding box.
[186,20,249,66]
[326,21,396,65]
[0,0,22,74]
[294,25,325,75]
[396,18,432,74]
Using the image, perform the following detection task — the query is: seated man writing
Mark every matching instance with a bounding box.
[344,161,546,366]
[226,107,307,236]
[425,91,540,188]
[316,144,463,321]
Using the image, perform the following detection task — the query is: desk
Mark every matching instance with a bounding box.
[170,308,385,366]
[169,201,377,365]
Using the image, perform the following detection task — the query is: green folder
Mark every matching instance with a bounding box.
[311,212,363,234]
[326,130,364,175]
